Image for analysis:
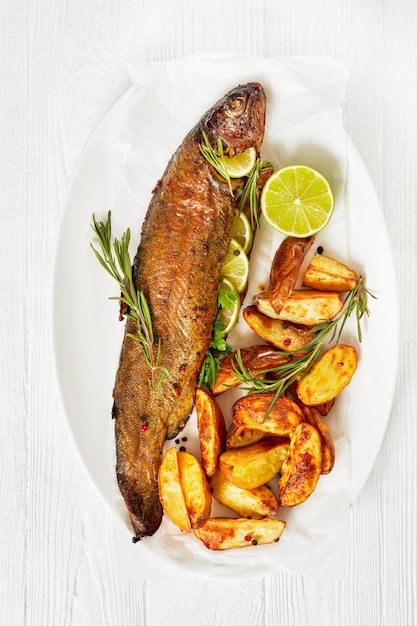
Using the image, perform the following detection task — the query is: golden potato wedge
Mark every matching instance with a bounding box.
[212,345,290,396]
[301,405,335,474]
[232,393,305,436]
[297,343,358,405]
[254,290,343,326]
[243,305,314,352]
[287,381,335,416]
[194,517,286,550]
[177,451,212,530]
[209,470,279,519]
[302,253,358,292]
[219,436,289,489]
[268,236,314,314]
[279,422,322,506]
[226,423,265,448]
[158,447,190,532]
[195,388,226,476]
[253,291,284,319]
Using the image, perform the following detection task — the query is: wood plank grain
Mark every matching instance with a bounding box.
[3,0,416,624]
[0,2,29,625]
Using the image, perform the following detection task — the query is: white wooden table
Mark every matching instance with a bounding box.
[2,1,416,624]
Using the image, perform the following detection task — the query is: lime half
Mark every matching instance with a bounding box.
[260,165,334,237]
[220,238,250,293]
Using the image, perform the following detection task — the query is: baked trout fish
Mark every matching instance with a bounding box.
[112,83,266,541]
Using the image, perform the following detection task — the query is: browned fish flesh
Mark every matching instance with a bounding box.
[112,83,267,541]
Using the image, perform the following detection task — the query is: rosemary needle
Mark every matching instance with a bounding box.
[90,211,170,396]
[199,131,233,194]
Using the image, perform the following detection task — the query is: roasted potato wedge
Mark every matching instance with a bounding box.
[254,290,343,325]
[312,398,335,416]
[212,344,288,396]
[158,447,190,532]
[219,436,289,489]
[209,470,279,519]
[226,423,265,448]
[297,343,358,405]
[177,451,212,530]
[287,380,335,416]
[302,253,358,292]
[212,344,290,396]
[232,393,305,436]
[268,236,314,314]
[195,388,226,476]
[279,422,322,506]
[243,305,314,352]
[194,517,286,550]
[301,405,335,474]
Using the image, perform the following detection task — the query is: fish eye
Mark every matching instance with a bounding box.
[226,97,246,117]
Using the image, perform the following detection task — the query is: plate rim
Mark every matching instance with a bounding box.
[52,74,399,576]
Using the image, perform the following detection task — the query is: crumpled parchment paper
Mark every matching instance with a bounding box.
[109,54,352,581]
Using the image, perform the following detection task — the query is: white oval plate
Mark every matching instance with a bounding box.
[53,59,398,579]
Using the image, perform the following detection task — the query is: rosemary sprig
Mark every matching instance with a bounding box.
[239,159,274,229]
[232,276,374,419]
[90,211,170,397]
[199,131,233,195]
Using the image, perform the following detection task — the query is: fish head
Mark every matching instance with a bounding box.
[201,82,266,155]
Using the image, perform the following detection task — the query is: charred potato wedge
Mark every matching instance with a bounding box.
[195,388,226,476]
[297,344,358,405]
[219,436,289,489]
[268,236,314,314]
[209,470,279,519]
[232,393,305,436]
[212,345,290,396]
[243,305,314,352]
[194,517,286,550]
[226,423,265,448]
[302,253,358,292]
[254,290,343,326]
[301,405,335,474]
[177,451,212,530]
[279,423,322,506]
[158,447,191,532]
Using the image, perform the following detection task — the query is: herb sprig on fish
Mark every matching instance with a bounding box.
[90,211,170,397]
[200,131,273,228]
[200,131,234,194]
[239,159,274,229]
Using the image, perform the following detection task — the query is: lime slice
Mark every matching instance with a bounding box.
[231,211,253,254]
[223,147,257,178]
[220,238,250,293]
[260,165,334,237]
[217,277,240,335]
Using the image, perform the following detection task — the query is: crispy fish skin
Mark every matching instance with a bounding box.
[112,84,266,541]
